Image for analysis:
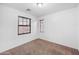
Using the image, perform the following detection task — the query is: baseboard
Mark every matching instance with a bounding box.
[0,38,79,55]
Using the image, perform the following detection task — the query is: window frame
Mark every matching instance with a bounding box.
[40,19,44,33]
[18,16,31,35]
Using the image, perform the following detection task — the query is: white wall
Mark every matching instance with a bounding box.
[39,7,78,49]
[77,6,79,50]
[0,5,37,52]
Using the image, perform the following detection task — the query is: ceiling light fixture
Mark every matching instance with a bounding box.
[26,8,31,11]
[36,3,44,7]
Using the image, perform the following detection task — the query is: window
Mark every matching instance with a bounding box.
[18,16,31,35]
[40,19,44,33]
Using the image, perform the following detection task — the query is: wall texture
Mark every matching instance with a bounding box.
[0,5,37,52]
[77,6,79,50]
[38,7,78,49]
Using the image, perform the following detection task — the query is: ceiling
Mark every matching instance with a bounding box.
[1,3,79,17]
